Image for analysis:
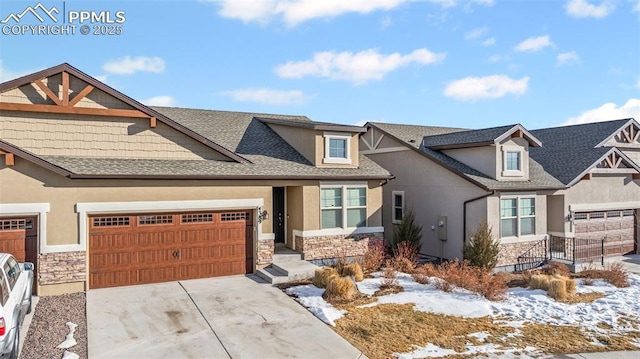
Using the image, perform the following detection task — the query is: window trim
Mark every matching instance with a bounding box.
[500,195,536,238]
[501,147,524,177]
[323,132,351,164]
[320,183,367,229]
[392,191,405,224]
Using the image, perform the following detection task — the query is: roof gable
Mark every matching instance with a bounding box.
[0,63,247,164]
[595,118,640,148]
[423,124,542,149]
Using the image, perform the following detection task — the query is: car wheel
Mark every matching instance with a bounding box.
[9,324,19,359]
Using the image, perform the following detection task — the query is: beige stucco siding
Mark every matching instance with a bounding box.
[546,195,566,234]
[0,111,229,160]
[443,146,496,179]
[268,124,317,165]
[286,186,304,247]
[366,146,487,260]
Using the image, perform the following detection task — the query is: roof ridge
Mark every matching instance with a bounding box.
[152,106,310,120]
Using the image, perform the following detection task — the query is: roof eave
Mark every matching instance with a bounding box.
[67,173,394,180]
[0,140,73,177]
[259,117,366,133]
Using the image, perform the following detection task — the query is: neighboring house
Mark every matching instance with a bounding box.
[363,119,640,270]
[0,63,391,295]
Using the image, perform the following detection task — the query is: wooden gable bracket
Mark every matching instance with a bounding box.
[603,152,622,169]
[633,173,640,180]
[581,173,592,181]
[511,129,524,138]
[0,150,15,166]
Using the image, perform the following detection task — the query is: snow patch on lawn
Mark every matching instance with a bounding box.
[285,285,346,326]
[395,343,541,359]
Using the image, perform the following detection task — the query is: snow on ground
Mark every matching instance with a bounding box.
[285,271,640,358]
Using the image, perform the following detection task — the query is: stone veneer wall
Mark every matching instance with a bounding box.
[496,241,542,268]
[38,251,86,285]
[257,238,274,264]
[294,232,384,261]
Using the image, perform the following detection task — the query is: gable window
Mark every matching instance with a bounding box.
[323,133,351,164]
[500,197,536,237]
[502,147,524,177]
[321,185,367,229]
[392,191,404,224]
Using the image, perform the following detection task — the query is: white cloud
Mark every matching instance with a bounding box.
[142,96,176,107]
[556,51,580,66]
[482,37,496,46]
[443,75,529,101]
[514,35,554,52]
[464,27,488,39]
[564,99,640,125]
[636,78,640,88]
[102,56,165,75]
[634,1,640,12]
[219,88,305,105]
[565,0,616,18]
[487,55,504,62]
[275,48,446,85]
[214,0,407,26]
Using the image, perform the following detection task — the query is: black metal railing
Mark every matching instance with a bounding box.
[515,239,548,271]
[549,235,604,265]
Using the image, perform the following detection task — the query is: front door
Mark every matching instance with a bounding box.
[273,187,285,244]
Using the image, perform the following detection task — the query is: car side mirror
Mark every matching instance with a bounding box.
[23,262,34,271]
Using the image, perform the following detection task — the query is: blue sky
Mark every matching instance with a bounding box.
[0,0,638,129]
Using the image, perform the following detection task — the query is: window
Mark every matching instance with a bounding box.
[92,216,130,227]
[323,133,351,164]
[320,185,367,229]
[4,256,20,290]
[506,152,521,171]
[392,191,405,224]
[138,215,173,225]
[0,270,8,306]
[220,212,247,221]
[500,197,536,237]
[181,213,214,223]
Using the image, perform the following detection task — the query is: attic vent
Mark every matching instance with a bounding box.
[408,139,416,143]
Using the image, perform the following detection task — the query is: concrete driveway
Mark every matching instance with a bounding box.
[87,275,366,359]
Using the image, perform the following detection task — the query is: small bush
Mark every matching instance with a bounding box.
[412,260,506,300]
[323,276,358,302]
[602,262,629,288]
[463,222,500,270]
[333,250,349,275]
[412,263,436,285]
[545,262,571,277]
[548,279,568,300]
[391,256,416,274]
[529,275,550,291]
[341,262,364,282]
[392,208,422,253]
[565,277,577,295]
[312,267,338,288]
[362,240,386,274]
[380,263,398,289]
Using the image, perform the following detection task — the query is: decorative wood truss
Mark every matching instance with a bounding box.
[0,150,14,166]
[614,123,640,145]
[588,151,640,180]
[0,71,157,128]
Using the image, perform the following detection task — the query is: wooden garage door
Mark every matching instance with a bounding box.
[89,211,253,289]
[574,210,636,256]
[0,217,32,261]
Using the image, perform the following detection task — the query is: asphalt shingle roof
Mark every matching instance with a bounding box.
[530,119,631,185]
[370,122,564,190]
[422,124,518,148]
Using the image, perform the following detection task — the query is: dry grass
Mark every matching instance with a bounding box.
[331,303,640,359]
[529,274,550,290]
[548,279,568,300]
[312,267,339,288]
[323,276,358,303]
[498,271,531,288]
[411,260,507,301]
[362,240,386,274]
[380,265,398,289]
[341,262,365,282]
[561,292,606,304]
[544,262,571,277]
[578,262,629,288]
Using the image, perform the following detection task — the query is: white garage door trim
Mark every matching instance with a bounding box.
[72,199,265,254]
[570,202,640,212]
[0,203,49,254]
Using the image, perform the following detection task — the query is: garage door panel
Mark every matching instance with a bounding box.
[574,210,636,257]
[89,211,253,289]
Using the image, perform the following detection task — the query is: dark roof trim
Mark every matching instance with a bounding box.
[67,174,394,180]
[595,118,639,148]
[567,147,640,187]
[366,123,490,190]
[259,117,367,133]
[0,63,250,164]
[427,124,542,150]
[0,140,73,177]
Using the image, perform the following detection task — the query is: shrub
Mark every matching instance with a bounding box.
[312,267,338,288]
[463,222,500,270]
[565,277,577,295]
[602,262,629,288]
[380,263,398,289]
[341,262,364,282]
[529,275,551,291]
[392,208,422,253]
[545,262,571,277]
[478,272,507,301]
[362,240,386,274]
[323,276,358,302]
[333,250,349,275]
[391,257,416,274]
[548,279,568,300]
[411,263,436,285]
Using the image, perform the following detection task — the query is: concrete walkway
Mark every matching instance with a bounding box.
[87,275,366,359]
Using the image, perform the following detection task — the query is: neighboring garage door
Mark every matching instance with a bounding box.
[574,209,636,256]
[89,210,253,289]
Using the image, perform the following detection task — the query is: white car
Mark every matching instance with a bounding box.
[0,254,34,359]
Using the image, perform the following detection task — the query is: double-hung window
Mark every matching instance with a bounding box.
[500,197,536,237]
[392,191,404,224]
[502,147,524,177]
[321,185,367,229]
[323,133,351,164]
